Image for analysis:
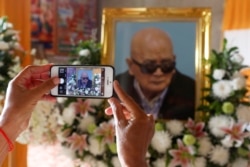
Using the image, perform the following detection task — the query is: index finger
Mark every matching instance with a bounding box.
[113,80,147,119]
[15,64,52,81]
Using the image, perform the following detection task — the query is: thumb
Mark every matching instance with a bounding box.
[32,77,60,98]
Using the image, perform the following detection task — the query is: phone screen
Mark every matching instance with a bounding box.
[56,66,107,97]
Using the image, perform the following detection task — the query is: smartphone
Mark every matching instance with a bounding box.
[50,65,114,98]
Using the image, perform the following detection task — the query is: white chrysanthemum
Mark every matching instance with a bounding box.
[78,114,95,131]
[0,41,9,50]
[61,146,77,159]
[8,63,22,78]
[11,34,18,41]
[47,109,60,129]
[210,145,229,166]
[212,80,233,99]
[96,160,108,167]
[8,64,22,78]
[79,49,90,57]
[34,101,60,130]
[13,55,20,63]
[193,157,206,167]
[0,62,3,67]
[197,137,213,156]
[236,105,250,123]
[57,128,71,142]
[5,29,18,36]
[88,136,105,155]
[82,155,97,167]
[221,135,233,148]
[231,76,245,90]
[230,53,244,64]
[166,120,184,136]
[29,101,49,126]
[111,156,121,167]
[13,41,22,50]
[20,101,60,144]
[57,97,67,104]
[72,60,81,65]
[231,158,248,167]
[213,69,225,80]
[62,103,76,125]
[152,157,166,167]
[151,131,171,153]
[208,115,235,137]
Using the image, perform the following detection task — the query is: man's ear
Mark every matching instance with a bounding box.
[126,57,134,75]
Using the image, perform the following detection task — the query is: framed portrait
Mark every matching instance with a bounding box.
[55,0,99,55]
[101,8,211,111]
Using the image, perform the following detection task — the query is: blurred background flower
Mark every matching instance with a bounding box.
[0,16,23,95]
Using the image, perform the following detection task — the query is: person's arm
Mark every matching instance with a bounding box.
[0,64,59,165]
[105,80,155,167]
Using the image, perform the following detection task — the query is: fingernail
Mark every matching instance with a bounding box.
[114,80,119,86]
[53,77,60,85]
[107,99,112,105]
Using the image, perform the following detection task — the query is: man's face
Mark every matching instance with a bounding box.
[127,38,175,98]
[81,73,89,84]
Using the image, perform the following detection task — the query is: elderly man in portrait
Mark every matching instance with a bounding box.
[115,27,195,120]
[78,71,92,89]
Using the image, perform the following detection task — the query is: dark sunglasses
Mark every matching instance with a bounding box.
[82,77,88,80]
[132,58,176,74]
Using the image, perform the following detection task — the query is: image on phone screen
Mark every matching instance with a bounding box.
[53,66,113,97]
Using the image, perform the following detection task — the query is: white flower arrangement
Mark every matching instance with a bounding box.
[145,39,250,167]
[0,16,23,95]
[17,101,61,144]
[49,40,120,166]
[20,38,250,167]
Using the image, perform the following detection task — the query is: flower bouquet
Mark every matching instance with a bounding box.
[0,16,23,110]
[55,40,121,167]
[57,39,250,167]
[147,39,250,167]
[20,38,250,167]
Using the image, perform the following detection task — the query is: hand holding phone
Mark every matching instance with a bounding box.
[50,65,114,98]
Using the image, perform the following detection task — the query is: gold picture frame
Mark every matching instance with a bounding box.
[101,7,211,112]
